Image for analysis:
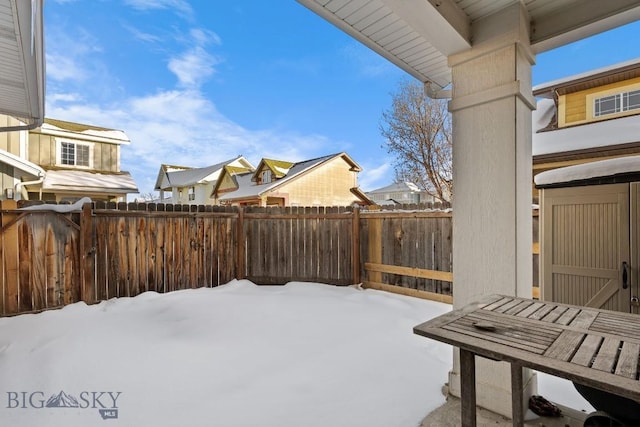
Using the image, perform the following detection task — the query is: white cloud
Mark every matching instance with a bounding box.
[47,93,84,103]
[168,47,219,88]
[46,26,102,83]
[123,0,193,16]
[46,86,333,195]
[122,23,163,43]
[358,161,392,191]
[46,52,87,82]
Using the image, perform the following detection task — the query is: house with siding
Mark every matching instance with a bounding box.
[212,152,372,207]
[154,156,254,205]
[365,181,434,206]
[1,117,138,202]
[532,58,640,200]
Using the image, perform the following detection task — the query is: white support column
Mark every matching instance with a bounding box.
[447,2,537,419]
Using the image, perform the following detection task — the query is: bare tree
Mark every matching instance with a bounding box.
[380,79,452,202]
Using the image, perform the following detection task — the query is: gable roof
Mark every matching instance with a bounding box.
[155,156,254,191]
[253,158,295,180]
[218,152,362,202]
[367,181,422,195]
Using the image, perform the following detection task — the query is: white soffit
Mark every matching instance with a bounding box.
[0,0,45,130]
[296,0,640,90]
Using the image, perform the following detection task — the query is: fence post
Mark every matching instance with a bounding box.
[237,206,245,280]
[0,200,19,315]
[352,207,360,284]
[80,202,95,303]
[368,209,382,285]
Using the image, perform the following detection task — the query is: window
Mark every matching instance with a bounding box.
[623,89,640,111]
[260,170,271,184]
[188,187,195,201]
[594,89,640,117]
[59,141,91,167]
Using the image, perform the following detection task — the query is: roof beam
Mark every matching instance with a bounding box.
[531,0,640,53]
[389,0,470,55]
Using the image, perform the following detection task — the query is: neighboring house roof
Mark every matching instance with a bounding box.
[0,0,45,131]
[38,169,139,195]
[218,152,361,202]
[535,155,640,188]
[154,156,254,191]
[39,118,130,144]
[254,158,295,180]
[533,106,640,158]
[367,181,422,194]
[0,148,45,179]
[533,58,640,98]
[532,58,640,159]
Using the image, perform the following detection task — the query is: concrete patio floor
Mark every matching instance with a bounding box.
[421,389,588,426]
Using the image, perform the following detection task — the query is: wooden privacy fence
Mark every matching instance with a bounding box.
[0,200,542,317]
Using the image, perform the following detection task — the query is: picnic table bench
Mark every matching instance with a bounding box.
[413,294,640,427]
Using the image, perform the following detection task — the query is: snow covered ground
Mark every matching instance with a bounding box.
[0,280,593,426]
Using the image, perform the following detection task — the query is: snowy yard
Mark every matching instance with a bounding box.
[0,280,592,426]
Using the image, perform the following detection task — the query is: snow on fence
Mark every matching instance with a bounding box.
[0,200,538,317]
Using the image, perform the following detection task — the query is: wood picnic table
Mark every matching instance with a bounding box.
[413,294,640,427]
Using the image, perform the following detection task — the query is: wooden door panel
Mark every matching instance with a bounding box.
[541,183,630,312]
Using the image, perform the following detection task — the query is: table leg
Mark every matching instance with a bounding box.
[460,349,477,427]
[510,362,524,427]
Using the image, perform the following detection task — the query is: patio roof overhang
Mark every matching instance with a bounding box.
[295,0,640,419]
[0,0,45,131]
[296,0,640,94]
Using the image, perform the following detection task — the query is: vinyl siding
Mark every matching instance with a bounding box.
[268,157,359,206]
[559,76,640,127]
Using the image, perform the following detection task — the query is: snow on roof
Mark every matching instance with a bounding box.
[532,111,640,156]
[42,169,139,193]
[534,155,640,186]
[218,172,264,200]
[532,98,556,132]
[42,119,130,143]
[158,157,254,190]
[367,181,423,194]
[272,164,291,175]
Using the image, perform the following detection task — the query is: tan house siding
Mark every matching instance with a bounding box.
[0,116,22,155]
[0,162,11,193]
[269,157,358,206]
[559,76,640,127]
[217,172,239,193]
[27,132,118,172]
[561,92,586,125]
[28,132,48,165]
[95,143,118,172]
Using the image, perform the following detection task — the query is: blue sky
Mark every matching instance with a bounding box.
[43,1,640,195]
